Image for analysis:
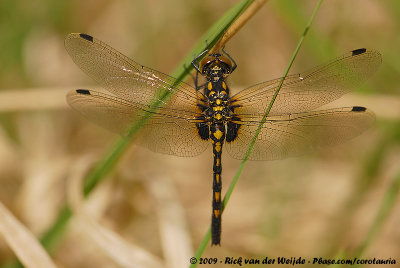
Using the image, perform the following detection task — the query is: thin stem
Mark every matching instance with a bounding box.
[191,0,323,262]
[29,0,257,260]
[210,0,268,53]
[224,0,323,208]
[352,171,400,266]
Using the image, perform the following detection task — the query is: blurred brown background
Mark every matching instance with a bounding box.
[0,0,399,267]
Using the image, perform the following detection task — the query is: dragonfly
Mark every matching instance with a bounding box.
[65,33,381,245]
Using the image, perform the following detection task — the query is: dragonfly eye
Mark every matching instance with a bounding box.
[199,55,216,74]
[217,55,233,73]
[199,54,233,77]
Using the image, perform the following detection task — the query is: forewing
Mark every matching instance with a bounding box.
[65,33,203,110]
[230,49,381,116]
[225,107,375,160]
[67,89,209,157]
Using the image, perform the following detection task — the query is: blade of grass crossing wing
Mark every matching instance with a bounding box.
[191,0,323,263]
[171,0,255,80]
[84,0,256,196]
[224,0,323,210]
[34,0,257,258]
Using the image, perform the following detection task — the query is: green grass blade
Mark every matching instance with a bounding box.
[333,168,400,268]
[171,0,255,79]
[352,170,400,263]
[223,0,323,211]
[191,0,323,261]
[83,0,256,198]
[5,2,256,268]
[272,0,336,61]
[35,0,256,256]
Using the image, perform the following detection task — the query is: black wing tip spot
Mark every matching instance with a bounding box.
[76,89,91,95]
[352,106,367,112]
[79,33,93,42]
[352,48,367,56]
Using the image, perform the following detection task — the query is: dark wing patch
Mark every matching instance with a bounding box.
[352,48,366,56]
[351,106,366,112]
[76,89,91,95]
[79,33,93,42]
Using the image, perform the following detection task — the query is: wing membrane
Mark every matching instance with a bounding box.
[226,107,375,160]
[67,89,208,157]
[65,33,202,110]
[65,34,378,160]
[229,49,381,116]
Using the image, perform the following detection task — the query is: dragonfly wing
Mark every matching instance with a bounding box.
[225,106,375,160]
[67,89,209,157]
[229,49,381,116]
[65,33,202,109]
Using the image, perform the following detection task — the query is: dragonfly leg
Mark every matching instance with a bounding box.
[192,47,210,73]
[222,47,237,73]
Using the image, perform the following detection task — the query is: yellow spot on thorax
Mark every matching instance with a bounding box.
[216,99,222,105]
[213,106,223,112]
[214,142,221,152]
[208,82,213,90]
[214,114,222,120]
[222,81,227,90]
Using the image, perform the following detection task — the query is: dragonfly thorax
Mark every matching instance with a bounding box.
[203,79,230,119]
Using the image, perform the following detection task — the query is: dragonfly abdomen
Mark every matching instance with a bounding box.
[210,122,225,245]
[205,71,231,245]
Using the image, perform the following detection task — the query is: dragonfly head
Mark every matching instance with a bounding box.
[199,53,233,80]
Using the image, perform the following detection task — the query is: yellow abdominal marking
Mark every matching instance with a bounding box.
[215,142,221,152]
[222,81,227,90]
[215,192,221,202]
[216,158,220,166]
[213,129,223,139]
[216,174,220,183]
[208,82,213,90]
[214,209,221,218]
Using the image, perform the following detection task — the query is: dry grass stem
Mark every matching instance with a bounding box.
[148,177,193,268]
[0,202,57,268]
[2,88,398,121]
[67,156,164,268]
[210,0,268,53]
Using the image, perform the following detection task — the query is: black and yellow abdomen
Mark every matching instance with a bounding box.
[206,80,229,245]
[194,52,237,245]
[210,122,225,245]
